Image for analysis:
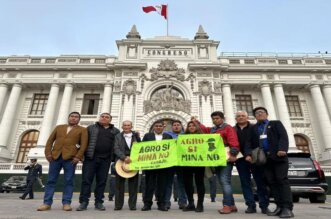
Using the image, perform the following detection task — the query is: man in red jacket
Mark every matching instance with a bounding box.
[192,111,240,214]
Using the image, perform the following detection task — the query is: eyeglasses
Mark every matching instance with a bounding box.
[254,110,266,115]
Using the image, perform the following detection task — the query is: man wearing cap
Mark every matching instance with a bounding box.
[113,120,141,210]
[37,112,88,211]
[19,158,42,200]
[77,113,120,211]
[247,107,294,218]
[141,120,173,211]
[234,111,269,214]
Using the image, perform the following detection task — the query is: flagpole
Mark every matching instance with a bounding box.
[167,4,169,36]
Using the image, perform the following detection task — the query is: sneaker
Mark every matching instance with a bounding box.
[95,203,106,211]
[76,202,88,211]
[63,204,72,211]
[37,204,51,211]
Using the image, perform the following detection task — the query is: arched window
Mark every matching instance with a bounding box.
[294,134,310,153]
[16,130,39,163]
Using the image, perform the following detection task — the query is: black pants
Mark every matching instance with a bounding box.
[264,157,293,210]
[108,163,116,199]
[22,178,35,199]
[143,167,174,207]
[79,157,111,204]
[115,173,139,209]
[183,167,205,204]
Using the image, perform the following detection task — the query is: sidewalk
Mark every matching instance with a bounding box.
[0,193,330,219]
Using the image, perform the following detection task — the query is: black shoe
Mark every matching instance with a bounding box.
[141,206,151,211]
[76,202,88,211]
[108,197,113,201]
[19,196,25,200]
[279,208,294,218]
[114,207,122,211]
[195,203,204,213]
[245,206,257,214]
[211,198,216,202]
[157,206,168,211]
[129,207,136,211]
[179,204,186,209]
[267,207,282,216]
[261,207,269,214]
[94,203,105,211]
[182,204,195,211]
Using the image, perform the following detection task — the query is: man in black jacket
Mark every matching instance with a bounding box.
[77,113,120,211]
[113,120,141,210]
[141,120,173,211]
[234,111,269,214]
[247,107,294,218]
[19,158,42,200]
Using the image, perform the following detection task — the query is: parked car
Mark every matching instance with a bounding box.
[1,176,27,193]
[253,153,328,203]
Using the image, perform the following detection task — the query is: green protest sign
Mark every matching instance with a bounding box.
[129,139,177,170]
[129,134,227,170]
[177,134,227,167]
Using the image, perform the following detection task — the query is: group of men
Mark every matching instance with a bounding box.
[33,106,294,218]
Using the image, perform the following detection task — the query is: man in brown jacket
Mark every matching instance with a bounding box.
[37,112,88,211]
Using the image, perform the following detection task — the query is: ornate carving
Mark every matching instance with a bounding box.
[149,60,185,81]
[144,85,191,114]
[214,82,222,93]
[122,79,137,96]
[198,80,212,96]
[114,81,121,92]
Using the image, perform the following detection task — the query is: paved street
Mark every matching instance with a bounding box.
[0,193,330,219]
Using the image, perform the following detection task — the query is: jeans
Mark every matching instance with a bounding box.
[79,157,111,204]
[173,168,187,206]
[43,156,76,205]
[215,162,235,206]
[236,158,269,209]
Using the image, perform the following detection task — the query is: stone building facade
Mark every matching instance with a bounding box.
[0,25,331,165]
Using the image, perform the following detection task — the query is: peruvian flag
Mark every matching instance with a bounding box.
[142,5,167,19]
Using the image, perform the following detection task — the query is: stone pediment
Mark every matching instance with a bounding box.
[150,60,185,81]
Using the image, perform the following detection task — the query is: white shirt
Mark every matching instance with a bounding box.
[123,132,133,149]
[154,132,163,141]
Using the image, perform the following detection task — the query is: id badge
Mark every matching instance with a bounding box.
[260,134,267,139]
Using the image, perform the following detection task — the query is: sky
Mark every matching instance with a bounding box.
[0,0,330,56]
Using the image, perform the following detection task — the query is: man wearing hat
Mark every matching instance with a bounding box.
[113,120,141,210]
[76,112,120,211]
[247,107,294,218]
[19,158,42,200]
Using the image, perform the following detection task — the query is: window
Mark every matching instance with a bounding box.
[30,94,49,115]
[286,95,303,117]
[82,94,100,115]
[235,95,253,116]
[294,134,310,153]
[16,130,39,163]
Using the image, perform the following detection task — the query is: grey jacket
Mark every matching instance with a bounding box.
[114,131,141,161]
[85,122,120,160]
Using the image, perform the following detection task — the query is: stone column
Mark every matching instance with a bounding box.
[273,84,297,151]
[0,84,22,160]
[36,84,60,146]
[222,84,235,125]
[260,83,277,120]
[56,84,74,125]
[310,84,331,150]
[0,84,8,115]
[101,83,113,113]
[323,85,331,117]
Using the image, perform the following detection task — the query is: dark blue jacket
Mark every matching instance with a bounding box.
[24,163,42,180]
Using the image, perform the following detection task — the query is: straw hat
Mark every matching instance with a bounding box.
[115,159,138,178]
